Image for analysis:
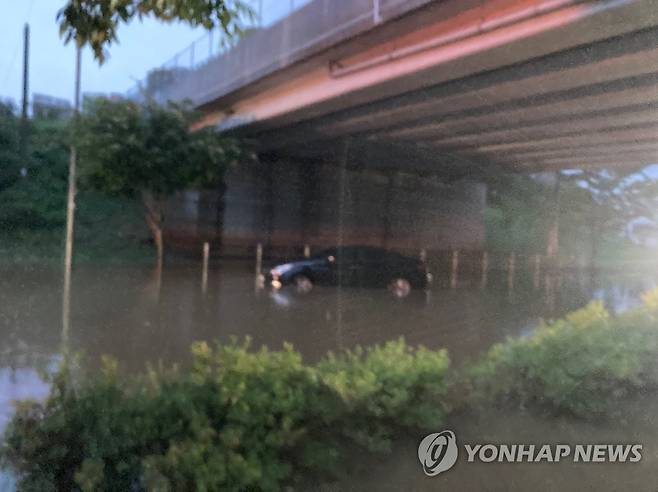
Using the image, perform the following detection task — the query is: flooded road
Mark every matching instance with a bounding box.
[1,261,657,489]
[1,261,655,419]
[2,262,655,373]
[337,393,658,491]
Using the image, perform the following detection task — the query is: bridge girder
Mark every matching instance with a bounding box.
[204,0,658,176]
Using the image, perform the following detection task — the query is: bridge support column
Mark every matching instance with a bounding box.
[299,161,320,249]
[382,171,396,249]
[262,161,275,256]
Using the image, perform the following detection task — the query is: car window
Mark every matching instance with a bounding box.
[336,246,360,262]
[313,248,337,259]
[360,247,388,262]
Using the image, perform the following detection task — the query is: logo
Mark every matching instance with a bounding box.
[417,431,642,476]
[418,430,458,476]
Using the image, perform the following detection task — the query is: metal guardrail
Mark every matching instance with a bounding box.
[127,0,313,101]
[128,0,430,107]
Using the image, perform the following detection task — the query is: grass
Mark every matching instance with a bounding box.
[0,192,154,267]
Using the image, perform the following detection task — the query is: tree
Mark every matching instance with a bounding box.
[483,167,658,266]
[0,106,74,231]
[74,98,244,266]
[560,167,658,266]
[0,118,70,230]
[143,67,189,99]
[57,0,253,63]
[0,103,22,194]
[483,172,553,253]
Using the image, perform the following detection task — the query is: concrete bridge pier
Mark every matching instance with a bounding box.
[164,153,487,259]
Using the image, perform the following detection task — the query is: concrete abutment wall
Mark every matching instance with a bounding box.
[164,159,486,259]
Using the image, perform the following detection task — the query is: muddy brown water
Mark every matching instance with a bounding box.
[322,395,658,491]
[1,261,657,490]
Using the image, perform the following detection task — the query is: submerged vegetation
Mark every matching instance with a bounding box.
[3,293,658,490]
[1,340,450,491]
[467,297,658,417]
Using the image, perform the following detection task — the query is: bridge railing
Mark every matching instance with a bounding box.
[128,0,431,108]
[127,0,312,101]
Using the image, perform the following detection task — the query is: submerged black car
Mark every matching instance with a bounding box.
[265,245,431,296]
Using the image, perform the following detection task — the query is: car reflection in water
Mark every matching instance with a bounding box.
[268,288,296,308]
[263,245,432,298]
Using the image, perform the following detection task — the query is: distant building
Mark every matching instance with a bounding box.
[32,93,72,120]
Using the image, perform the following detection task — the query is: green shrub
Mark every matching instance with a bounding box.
[5,297,658,490]
[318,341,450,452]
[0,117,72,231]
[467,295,658,417]
[1,339,450,491]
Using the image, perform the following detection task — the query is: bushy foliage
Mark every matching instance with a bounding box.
[1,339,450,491]
[58,0,253,63]
[0,119,69,230]
[318,342,450,452]
[0,110,152,264]
[467,296,658,417]
[484,170,658,262]
[75,98,243,198]
[484,173,553,254]
[74,97,247,260]
[5,299,658,489]
[0,102,21,194]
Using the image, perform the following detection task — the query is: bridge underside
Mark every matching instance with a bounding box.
[214,0,658,179]
[168,0,658,254]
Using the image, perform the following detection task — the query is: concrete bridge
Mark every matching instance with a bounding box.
[149,0,658,255]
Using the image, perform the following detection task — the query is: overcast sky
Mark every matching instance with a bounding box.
[0,0,208,106]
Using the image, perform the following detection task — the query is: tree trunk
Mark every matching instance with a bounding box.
[215,179,227,256]
[546,171,561,262]
[590,216,601,271]
[142,191,165,269]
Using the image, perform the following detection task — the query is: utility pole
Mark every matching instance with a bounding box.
[21,24,29,119]
[62,46,82,342]
[19,23,30,176]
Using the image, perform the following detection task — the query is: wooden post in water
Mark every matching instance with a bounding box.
[255,242,263,278]
[201,242,209,294]
[420,248,430,288]
[507,252,516,291]
[480,251,489,289]
[450,250,459,289]
[303,244,311,258]
[533,254,541,289]
[254,242,264,291]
